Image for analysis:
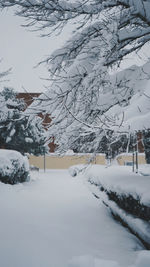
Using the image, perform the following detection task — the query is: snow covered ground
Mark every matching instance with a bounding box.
[0,169,149,267]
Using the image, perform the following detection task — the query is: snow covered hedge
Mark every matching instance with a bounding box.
[69,165,150,249]
[84,166,150,249]
[0,149,30,184]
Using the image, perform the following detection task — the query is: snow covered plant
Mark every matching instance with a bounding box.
[0,149,29,184]
[1,1,150,151]
[0,88,48,155]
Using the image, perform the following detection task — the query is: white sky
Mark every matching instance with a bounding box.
[0,8,72,93]
[0,8,150,93]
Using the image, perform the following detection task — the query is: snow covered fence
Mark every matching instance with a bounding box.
[73,165,150,249]
[29,153,106,170]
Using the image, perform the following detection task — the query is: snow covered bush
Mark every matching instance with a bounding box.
[0,149,30,184]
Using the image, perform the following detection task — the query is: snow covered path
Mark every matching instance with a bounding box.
[0,170,143,267]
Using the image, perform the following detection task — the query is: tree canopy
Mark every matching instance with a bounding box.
[1,0,150,152]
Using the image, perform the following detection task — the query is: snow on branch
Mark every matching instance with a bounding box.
[1,1,150,63]
[1,0,150,151]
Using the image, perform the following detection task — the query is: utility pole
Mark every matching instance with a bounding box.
[44,153,46,173]
[132,148,135,172]
[135,135,138,173]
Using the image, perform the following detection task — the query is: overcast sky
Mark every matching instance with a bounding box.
[0,8,72,93]
[0,8,150,93]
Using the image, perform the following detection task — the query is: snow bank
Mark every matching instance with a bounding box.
[0,149,30,184]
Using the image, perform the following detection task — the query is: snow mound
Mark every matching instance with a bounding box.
[0,149,30,184]
[68,165,84,177]
[68,255,119,267]
[133,251,150,267]
[68,252,150,267]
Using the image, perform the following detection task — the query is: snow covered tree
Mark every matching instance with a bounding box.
[0,88,48,155]
[143,130,150,164]
[1,1,150,152]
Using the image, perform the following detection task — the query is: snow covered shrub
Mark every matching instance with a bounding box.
[87,169,150,248]
[106,191,150,222]
[0,149,30,184]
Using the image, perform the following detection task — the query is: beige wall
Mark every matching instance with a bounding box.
[29,154,106,169]
[116,153,146,165]
[29,153,147,169]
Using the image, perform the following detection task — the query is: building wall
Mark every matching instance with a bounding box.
[29,154,106,169]
[16,92,41,109]
[137,132,145,153]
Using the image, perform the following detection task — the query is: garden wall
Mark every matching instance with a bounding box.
[29,153,106,169]
[116,153,146,165]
